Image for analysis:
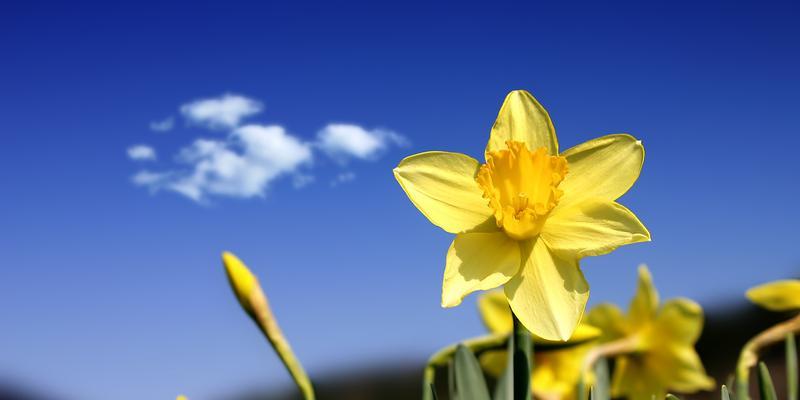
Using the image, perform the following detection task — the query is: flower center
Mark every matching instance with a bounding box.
[476,141,568,240]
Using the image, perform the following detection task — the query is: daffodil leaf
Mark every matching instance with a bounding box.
[593,358,610,400]
[721,385,731,400]
[455,344,491,400]
[758,362,778,400]
[665,394,681,400]
[493,336,514,400]
[512,317,532,400]
[787,334,798,400]
[430,383,439,400]
[449,358,458,400]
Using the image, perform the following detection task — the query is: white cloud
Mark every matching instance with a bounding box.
[134,125,312,202]
[317,124,408,162]
[127,145,157,161]
[149,117,174,132]
[180,94,262,129]
[330,171,356,187]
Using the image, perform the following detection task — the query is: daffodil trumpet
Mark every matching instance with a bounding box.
[222,252,316,400]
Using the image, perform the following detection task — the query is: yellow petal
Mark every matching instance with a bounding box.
[478,290,602,344]
[585,303,628,342]
[504,240,589,341]
[543,198,650,259]
[557,134,644,211]
[394,151,496,234]
[628,265,659,329]
[746,280,800,311]
[222,251,260,317]
[652,345,715,393]
[478,290,514,334]
[654,298,705,345]
[486,90,558,157]
[533,345,591,400]
[611,356,665,400]
[479,349,508,377]
[442,232,521,307]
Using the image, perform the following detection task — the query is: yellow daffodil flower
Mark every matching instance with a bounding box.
[735,280,800,399]
[394,90,650,340]
[586,265,714,400]
[176,396,188,400]
[746,280,800,311]
[478,290,599,400]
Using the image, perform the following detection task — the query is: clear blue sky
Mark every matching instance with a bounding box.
[1,1,799,398]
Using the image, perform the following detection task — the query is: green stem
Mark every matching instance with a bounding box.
[513,314,532,400]
[421,333,509,400]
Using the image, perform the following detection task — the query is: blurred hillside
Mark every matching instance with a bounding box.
[1,302,796,400]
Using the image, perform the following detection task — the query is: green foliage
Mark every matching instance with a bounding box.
[758,362,777,400]
[721,385,731,400]
[454,345,492,400]
[787,334,798,400]
[493,335,514,400]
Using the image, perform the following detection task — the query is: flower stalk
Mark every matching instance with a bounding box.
[736,313,800,400]
[513,313,533,400]
[222,252,316,400]
[581,335,641,376]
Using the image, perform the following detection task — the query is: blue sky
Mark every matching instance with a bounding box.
[1,1,799,398]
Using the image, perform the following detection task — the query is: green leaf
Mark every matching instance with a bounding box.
[721,385,731,400]
[454,344,491,400]
[665,394,681,400]
[494,336,514,400]
[593,358,610,400]
[758,362,778,400]
[787,334,798,400]
[449,358,458,400]
[429,383,439,400]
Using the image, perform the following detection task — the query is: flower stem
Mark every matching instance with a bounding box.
[513,313,533,400]
[421,333,509,400]
[582,335,640,375]
[735,313,800,400]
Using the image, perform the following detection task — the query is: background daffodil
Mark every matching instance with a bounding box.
[747,280,800,311]
[586,265,714,400]
[394,89,650,340]
[478,290,599,400]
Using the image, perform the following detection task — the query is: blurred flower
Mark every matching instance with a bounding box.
[586,265,714,400]
[747,280,800,311]
[394,90,649,340]
[176,396,188,400]
[478,290,599,400]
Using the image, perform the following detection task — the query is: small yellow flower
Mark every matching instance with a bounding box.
[176,396,188,400]
[746,280,800,311]
[586,266,714,400]
[478,290,599,400]
[394,90,650,340]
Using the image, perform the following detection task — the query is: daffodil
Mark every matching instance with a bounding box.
[735,280,800,399]
[394,90,650,340]
[478,290,599,400]
[747,280,800,312]
[585,265,714,400]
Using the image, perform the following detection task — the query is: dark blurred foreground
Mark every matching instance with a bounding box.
[2,302,796,400]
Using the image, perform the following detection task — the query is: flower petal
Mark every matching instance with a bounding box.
[394,151,496,234]
[652,345,715,393]
[543,198,650,259]
[486,90,558,156]
[654,298,705,345]
[442,232,521,307]
[557,134,644,210]
[478,290,514,334]
[628,265,659,329]
[746,280,800,311]
[585,303,628,342]
[504,240,589,341]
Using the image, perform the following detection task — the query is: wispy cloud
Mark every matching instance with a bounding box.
[317,123,408,162]
[330,171,356,187]
[180,94,262,129]
[135,125,312,202]
[149,117,174,132]
[131,94,408,203]
[127,145,157,161]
